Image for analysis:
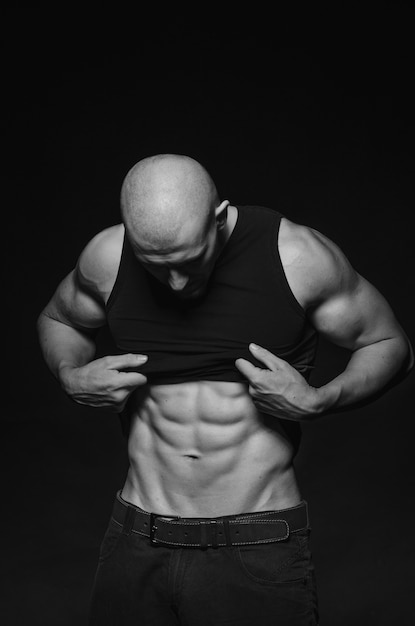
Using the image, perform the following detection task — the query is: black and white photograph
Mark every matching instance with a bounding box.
[3,9,415,625]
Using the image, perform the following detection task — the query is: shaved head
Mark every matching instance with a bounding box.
[120,154,220,250]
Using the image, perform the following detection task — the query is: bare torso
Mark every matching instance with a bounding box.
[105,209,308,516]
[121,380,301,516]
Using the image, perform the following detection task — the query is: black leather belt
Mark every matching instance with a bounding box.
[112,491,309,548]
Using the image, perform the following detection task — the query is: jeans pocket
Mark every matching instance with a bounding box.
[98,518,124,563]
[235,530,310,585]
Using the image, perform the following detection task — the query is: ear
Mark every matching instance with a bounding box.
[215,200,230,230]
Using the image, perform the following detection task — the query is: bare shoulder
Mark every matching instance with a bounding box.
[278,217,358,309]
[77,223,125,298]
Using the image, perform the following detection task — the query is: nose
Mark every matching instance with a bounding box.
[168,269,189,291]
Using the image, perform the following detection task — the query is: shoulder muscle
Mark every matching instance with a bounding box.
[44,224,124,330]
[279,217,404,351]
[279,217,357,309]
[77,223,124,300]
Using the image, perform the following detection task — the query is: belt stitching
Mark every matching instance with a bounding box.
[111,517,301,546]
[112,517,302,528]
[112,515,305,528]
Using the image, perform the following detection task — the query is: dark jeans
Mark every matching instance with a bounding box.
[89,495,319,625]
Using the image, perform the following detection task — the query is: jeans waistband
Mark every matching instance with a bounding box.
[112,490,310,549]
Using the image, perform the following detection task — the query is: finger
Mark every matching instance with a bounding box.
[118,371,148,388]
[235,358,262,382]
[249,344,285,371]
[107,353,148,371]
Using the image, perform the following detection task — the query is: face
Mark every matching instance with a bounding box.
[131,219,221,300]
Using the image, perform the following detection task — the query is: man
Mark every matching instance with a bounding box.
[37,154,413,625]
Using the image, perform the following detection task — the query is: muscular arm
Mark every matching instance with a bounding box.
[304,228,413,412]
[37,268,104,379]
[37,226,117,379]
[37,225,148,410]
[236,221,413,419]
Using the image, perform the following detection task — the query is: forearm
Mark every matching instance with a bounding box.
[37,311,97,382]
[316,336,413,414]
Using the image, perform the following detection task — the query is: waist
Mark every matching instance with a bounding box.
[112,490,310,548]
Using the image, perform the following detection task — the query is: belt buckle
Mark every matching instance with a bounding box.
[149,512,181,544]
[149,513,160,544]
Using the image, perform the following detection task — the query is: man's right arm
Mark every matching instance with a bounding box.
[37,265,106,380]
[37,227,148,411]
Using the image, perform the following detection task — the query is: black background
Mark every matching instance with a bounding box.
[3,8,415,625]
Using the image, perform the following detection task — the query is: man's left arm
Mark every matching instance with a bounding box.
[308,272,412,413]
[235,226,414,420]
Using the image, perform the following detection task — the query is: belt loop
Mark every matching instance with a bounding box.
[122,506,136,536]
[199,521,208,549]
[222,519,232,547]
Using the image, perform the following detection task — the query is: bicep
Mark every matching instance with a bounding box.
[309,272,404,351]
[44,268,107,331]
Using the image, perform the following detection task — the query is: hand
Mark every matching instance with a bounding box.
[235,344,321,421]
[59,353,148,412]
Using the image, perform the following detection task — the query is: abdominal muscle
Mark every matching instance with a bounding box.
[121,380,302,517]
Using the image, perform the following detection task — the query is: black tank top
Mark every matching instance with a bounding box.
[106,205,317,385]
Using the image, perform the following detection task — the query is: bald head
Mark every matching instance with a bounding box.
[120,154,220,250]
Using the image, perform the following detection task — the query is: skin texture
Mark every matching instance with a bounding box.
[120,154,220,250]
[37,154,413,516]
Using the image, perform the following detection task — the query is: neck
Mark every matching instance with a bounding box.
[219,205,238,249]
